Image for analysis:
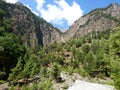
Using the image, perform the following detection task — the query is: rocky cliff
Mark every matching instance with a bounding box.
[0,1,61,47]
[1,1,120,46]
[63,3,120,42]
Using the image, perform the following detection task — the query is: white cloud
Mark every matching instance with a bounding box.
[35,0,83,28]
[36,0,45,10]
[5,0,18,3]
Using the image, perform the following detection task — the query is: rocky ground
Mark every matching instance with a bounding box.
[53,72,115,90]
[68,80,115,90]
[0,72,115,90]
[0,83,9,90]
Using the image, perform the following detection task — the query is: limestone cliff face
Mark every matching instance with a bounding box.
[1,1,120,45]
[0,1,61,47]
[63,3,120,42]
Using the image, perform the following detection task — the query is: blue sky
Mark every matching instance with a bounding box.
[5,0,120,31]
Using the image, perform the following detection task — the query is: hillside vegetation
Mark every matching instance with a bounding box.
[1,25,120,89]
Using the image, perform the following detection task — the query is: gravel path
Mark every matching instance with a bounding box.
[53,72,115,90]
[68,80,115,90]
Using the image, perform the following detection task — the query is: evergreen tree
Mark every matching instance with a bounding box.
[109,27,120,89]
[51,63,60,81]
[84,50,96,76]
[8,57,25,81]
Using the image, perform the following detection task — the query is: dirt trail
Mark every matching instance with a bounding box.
[68,80,115,90]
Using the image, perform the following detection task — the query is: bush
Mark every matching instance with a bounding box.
[82,44,91,53]
[50,63,60,80]
[114,78,120,90]
[10,85,14,90]
[38,80,54,90]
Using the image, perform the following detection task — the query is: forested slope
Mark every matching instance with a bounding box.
[2,27,119,90]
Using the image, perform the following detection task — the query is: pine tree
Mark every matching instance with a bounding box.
[51,63,60,81]
[8,57,25,81]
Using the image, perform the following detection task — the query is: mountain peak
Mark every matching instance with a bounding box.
[106,3,120,19]
[15,2,23,6]
[110,3,119,7]
[63,3,120,42]
[107,3,120,10]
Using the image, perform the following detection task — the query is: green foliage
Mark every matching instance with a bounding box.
[112,62,120,90]
[38,80,54,90]
[40,66,48,78]
[109,27,120,89]
[55,42,63,52]
[84,50,96,76]
[22,54,39,78]
[8,57,25,81]
[0,32,25,80]
[75,38,84,48]
[62,84,68,89]
[0,26,5,35]
[0,80,6,84]
[0,8,4,19]
[66,66,74,75]
[50,62,60,80]
[2,19,12,32]
[10,85,15,90]
[0,71,6,80]
[114,72,120,90]
[30,83,38,90]
[5,27,120,90]
[21,85,29,90]
[91,40,99,54]
[82,44,90,53]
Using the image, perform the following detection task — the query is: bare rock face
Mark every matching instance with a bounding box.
[0,1,61,47]
[1,2,120,45]
[63,3,120,42]
[105,3,120,19]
